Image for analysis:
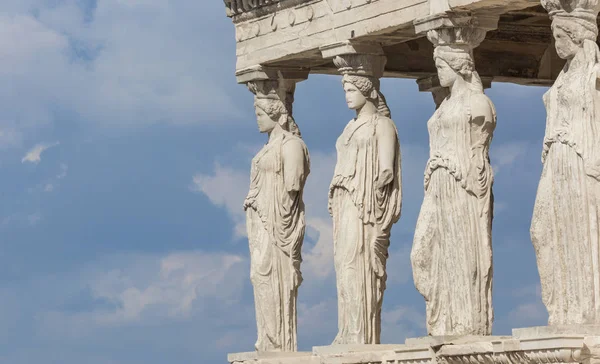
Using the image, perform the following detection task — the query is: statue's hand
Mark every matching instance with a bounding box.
[586,161,600,180]
[377,169,393,189]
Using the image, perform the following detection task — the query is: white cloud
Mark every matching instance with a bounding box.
[381,305,427,343]
[190,164,249,239]
[297,298,338,340]
[492,141,531,175]
[0,1,242,148]
[505,283,548,328]
[0,249,254,362]
[36,251,247,331]
[386,244,412,285]
[304,217,334,280]
[301,151,337,280]
[508,302,547,325]
[21,141,60,164]
[87,251,245,325]
[27,211,42,226]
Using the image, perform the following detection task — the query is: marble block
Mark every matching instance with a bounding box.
[513,325,600,339]
[228,328,600,364]
[227,351,316,364]
[313,343,434,364]
[405,335,512,347]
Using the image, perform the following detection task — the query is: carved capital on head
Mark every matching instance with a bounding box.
[243,68,305,136]
[414,13,498,51]
[542,0,600,40]
[541,0,600,19]
[427,26,487,51]
[247,79,297,119]
[333,54,387,79]
[237,65,308,118]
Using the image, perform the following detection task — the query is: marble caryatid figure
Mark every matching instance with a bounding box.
[244,80,310,351]
[329,54,402,345]
[411,27,496,336]
[531,0,600,326]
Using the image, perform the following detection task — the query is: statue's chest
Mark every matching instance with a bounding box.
[252,144,280,177]
[336,121,375,153]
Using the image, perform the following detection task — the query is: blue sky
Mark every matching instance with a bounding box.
[0,1,549,363]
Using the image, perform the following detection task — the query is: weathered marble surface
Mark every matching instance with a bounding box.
[228,351,316,364]
[411,20,497,336]
[328,52,402,345]
[531,0,600,326]
[228,330,600,364]
[244,79,310,351]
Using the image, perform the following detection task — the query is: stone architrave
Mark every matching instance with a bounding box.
[243,73,310,352]
[531,0,600,326]
[323,46,403,345]
[411,17,498,336]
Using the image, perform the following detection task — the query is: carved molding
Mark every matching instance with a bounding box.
[228,335,600,364]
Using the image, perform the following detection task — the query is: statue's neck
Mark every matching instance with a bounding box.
[449,76,469,98]
[566,47,589,71]
[356,102,378,120]
[268,125,284,143]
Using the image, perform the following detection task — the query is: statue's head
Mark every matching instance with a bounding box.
[427,27,485,93]
[248,80,302,137]
[433,46,476,88]
[254,97,288,134]
[340,74,391,118]
[542,0,600,60]
[333,54,391,118]
[551,17,597,59]
[341,75,378,110]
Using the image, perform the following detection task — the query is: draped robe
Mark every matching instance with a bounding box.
[329,114,402,344]
[412,89,496,335]
[244,131,310,351]
[531,43,600,325]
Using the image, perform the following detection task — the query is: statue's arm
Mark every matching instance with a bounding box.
[376,118,398,188]
[282,139,308,193]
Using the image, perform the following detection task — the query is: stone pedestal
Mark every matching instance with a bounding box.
[227,351,316,364]
[228,327,600,364]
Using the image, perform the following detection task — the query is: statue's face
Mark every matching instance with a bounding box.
[343,82,367,110]
[255,107,277,133]
[436,58,457,88]
[553,27,579,60]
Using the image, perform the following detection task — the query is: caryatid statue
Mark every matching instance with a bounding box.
[244,79,310,351]
[531,0,600,326]
[411,25,497,336]
[329,53,402,345]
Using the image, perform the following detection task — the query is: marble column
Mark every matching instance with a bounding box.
[531,0,600,326]
[236,66,311,352]
[411,15,499,336]
[319,42,403,345]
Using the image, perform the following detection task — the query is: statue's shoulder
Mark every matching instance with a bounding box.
[374,115,398,135]
[282,132,308,154]
[282,132,306,146]
[469,92,495,121]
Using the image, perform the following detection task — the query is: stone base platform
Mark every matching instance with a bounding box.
[228,327,600,364]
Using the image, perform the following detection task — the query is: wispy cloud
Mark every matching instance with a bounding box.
[21,141,60,164]
[42,163,69,193]
[190,164,249,239]
[506,283,548,328]
[44,251,247,328]
[492,141,532,175]
[381,305,427,343]
[0,0,243,150]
